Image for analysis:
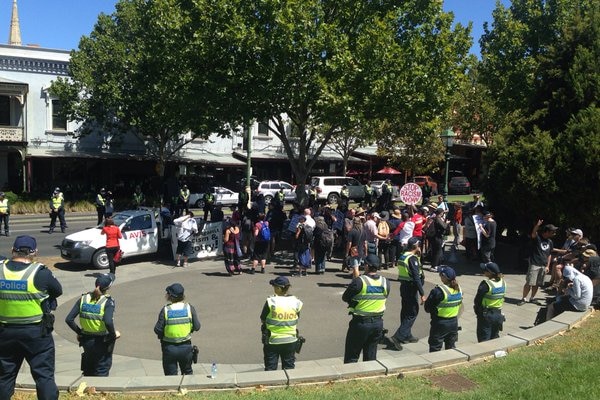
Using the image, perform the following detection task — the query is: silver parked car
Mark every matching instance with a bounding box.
[256,180,297,204]
[189,186,239,208]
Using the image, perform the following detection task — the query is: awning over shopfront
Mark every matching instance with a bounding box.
[177,151,245,167]
[232,150,367,163]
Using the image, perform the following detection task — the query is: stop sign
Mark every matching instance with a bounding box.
[399,183,423,205]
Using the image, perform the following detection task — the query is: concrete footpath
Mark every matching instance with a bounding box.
[15,241,593,394]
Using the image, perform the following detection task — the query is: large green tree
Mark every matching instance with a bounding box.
[51,0,237,176]
[480,0,600,238]
[196,0,471,189]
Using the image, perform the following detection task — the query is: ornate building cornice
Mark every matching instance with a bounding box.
[0,55,69,76]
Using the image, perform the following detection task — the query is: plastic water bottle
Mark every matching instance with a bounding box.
[210,362,217,379]
[494,350,507,358]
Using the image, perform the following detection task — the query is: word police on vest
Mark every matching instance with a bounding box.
[166,283,185,298]
[12,235,37,253]
[0,280,27,291]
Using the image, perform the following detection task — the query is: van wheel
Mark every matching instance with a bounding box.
[195,199,205,208]
[327,193,340,204]
[92,249,110,270]
[264,195,273,205]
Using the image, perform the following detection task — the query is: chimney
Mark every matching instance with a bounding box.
[9,0,22,46]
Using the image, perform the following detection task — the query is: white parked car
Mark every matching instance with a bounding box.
[310,176,364,204]
[256,180,297,204]
[189,186,239,208]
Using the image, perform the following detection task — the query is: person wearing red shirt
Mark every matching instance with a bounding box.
[101,217,123,274]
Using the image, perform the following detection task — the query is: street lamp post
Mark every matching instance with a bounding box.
[439,128,455,203]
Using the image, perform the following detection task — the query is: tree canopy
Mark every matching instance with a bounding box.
[480,0,600,238]
[52,0,472,184]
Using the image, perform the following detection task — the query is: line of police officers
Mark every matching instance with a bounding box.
[0,232,507,396]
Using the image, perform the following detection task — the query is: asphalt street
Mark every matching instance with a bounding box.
[2,211,435,365]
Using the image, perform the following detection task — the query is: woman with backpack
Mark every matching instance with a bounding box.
[293,216,313,276]
[314,217,333,274]
[251,213,270,274]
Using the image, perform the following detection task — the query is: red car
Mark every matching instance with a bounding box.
[412,176,438,195]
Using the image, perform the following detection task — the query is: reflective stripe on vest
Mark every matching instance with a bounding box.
[0,199,8,213]
[265,295,302,344]
[163,303,192,343]
[180,189,190,201]
[97,194,105,206]
[79,293,108,335]
[276,192,285,201]
[0,261,48,324]
[397,252,421,281]
[51,196,62,209]
[482,279,506,309]
[437,284,462,318]
[350,275,388,317]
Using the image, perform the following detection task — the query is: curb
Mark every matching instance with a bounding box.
[15,309,594,394]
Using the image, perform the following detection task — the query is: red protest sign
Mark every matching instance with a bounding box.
[399,183,423,205]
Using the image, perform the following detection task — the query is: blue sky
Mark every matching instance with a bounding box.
[1,0,510,55]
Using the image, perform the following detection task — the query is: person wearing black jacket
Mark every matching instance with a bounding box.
[429,208,449,272]
[0,235,63,400]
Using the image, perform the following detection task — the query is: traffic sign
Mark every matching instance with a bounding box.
[399,183,423,205]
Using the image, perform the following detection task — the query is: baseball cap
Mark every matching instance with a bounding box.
[438,265,457,280]
[371,212,381,220]
[95,273,114,290]
[570,228,583,236]
[480,262,501,275]
[407,236,421,248]
[364,254,380,268]
[270,276,290,287]
[12,235,37,252]
[542,224,559,232]
[166,283,185,298]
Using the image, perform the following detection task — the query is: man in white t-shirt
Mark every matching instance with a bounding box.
[173,212,198,267]
[303,208,316,229]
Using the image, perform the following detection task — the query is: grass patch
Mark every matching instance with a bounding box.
[12,312,599,399]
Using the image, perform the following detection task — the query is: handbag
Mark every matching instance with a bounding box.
[113,249,123,263]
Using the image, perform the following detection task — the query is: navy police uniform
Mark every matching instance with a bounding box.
[474,262,506,342]
[391,246,425,343]
[424,278,462,352]
[65,274,117,376]
[342,255,390,363]
[0,236,63,400]
[154,284,201,375]
[260,277,303,371]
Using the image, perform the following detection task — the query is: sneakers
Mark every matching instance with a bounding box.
[401,336,419,344]
[388,336,404,351]
[517,298,527,306]
[430,266,439,273]
[260,268,265,274]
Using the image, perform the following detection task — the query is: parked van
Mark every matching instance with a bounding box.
[310,176,364,204]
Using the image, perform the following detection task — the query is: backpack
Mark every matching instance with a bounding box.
[259,222,271,241]
[302,225,314,245]
[318,227,334,249]
[377,221,390,237]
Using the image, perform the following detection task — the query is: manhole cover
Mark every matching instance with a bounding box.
[428,373,477,392]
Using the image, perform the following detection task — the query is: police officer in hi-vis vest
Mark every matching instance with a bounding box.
[474,262,506,342]
[179,184,191,216]
[65,273,120,376]
[260,276,303,370]
[424,266,463,352]
[95,188,107,225]
[389,237,426,350]
[343,254,390,363]
[154,283,201,375]
[48,187,66,234]
[0,191,10,236]
[0,235,63,400]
